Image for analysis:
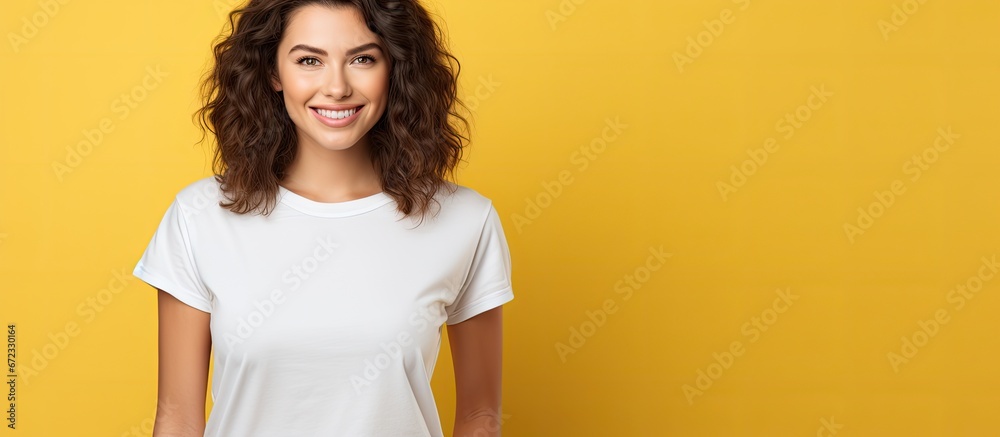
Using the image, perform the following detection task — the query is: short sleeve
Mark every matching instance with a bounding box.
[132,197,214,313]
[445,204,515,325]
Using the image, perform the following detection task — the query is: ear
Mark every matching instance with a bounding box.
[270,73,281,92]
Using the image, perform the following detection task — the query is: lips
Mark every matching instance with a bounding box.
[310,104,363,127]
[310,105,364,111]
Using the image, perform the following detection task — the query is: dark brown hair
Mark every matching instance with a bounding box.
[193,0,471,222]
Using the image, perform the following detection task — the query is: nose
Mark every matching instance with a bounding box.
[322,66,352,99]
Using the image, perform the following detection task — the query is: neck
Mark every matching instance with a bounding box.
[280,135,382,203]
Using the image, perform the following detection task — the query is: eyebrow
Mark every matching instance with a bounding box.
[288,42,383,57]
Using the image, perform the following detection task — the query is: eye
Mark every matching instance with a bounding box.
[353,55,376,65]
[295,56,321,67]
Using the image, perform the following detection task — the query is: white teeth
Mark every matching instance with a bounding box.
[315,106,358,120]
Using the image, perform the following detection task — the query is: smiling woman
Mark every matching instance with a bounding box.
[271,7,390,158]
[194,0,472,218]
[132,1,514,437]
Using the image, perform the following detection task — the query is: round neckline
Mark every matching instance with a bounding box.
[277,184,394,218]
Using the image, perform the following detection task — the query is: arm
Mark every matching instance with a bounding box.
[153,289,212,437]
[447,306,505,437]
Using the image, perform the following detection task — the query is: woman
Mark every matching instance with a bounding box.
[132,1,514,435]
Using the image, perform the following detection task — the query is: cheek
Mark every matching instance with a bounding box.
[285,76,316,100]
[356,69,390,99]
[276,68,313,97]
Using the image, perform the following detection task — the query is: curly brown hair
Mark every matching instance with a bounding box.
[193,0,471,222]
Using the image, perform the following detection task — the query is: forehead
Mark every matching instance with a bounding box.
[280,4,378,51]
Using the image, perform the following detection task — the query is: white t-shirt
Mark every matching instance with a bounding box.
[132,176,514,437]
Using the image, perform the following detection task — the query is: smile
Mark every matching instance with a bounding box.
[310,105,363,127]
[314,106,361,119]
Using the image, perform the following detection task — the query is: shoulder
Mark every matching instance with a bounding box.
[171,176,224,217]
[435,181,496,222]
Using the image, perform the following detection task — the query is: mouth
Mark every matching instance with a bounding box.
[310,105,363,120]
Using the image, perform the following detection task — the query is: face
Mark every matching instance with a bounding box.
[271,4,390,152]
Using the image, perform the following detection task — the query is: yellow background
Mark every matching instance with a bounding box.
[2,0,999,435]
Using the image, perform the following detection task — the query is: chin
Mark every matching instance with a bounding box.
[316,135,363,150]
